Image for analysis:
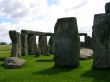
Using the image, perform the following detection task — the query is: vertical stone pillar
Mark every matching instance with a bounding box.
[28,34,37,55]
[105,2,110,14]
[38,35,48,55]
[18,33,22,57]
[84,34,87,43]
[21,32,28,56]
[9,30,20,57]
[54,17,80,67]
[48,36,55,54]
[92,13,110,69]
[85,36,92,48]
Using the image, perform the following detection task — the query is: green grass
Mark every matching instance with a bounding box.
[0,45,110,82]
[0,45,11,57]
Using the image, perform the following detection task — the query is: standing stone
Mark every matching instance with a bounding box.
[9,30,19,57]
[92,13,110,69]
[54,17,80,67]
[105,2,110,14]
[37,46,41,56]
[28,35,37,55]
[38,35,48,55]
[18,33,22,57]
[21,32,28,56]
[48,36,55,54]
[85,36,92,48]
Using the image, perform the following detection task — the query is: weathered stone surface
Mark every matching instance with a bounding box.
[5,57,26,68]
[48,36,55,54]
[18,33,22,57]
[85,36,92,48]
[92,14,110,69]
[36,46,41,56]
[93,14,106,25]
[21,30,54,36]
[54,17,80,67]
[79,33,87,36]
[105,2,110,14]
[9,30,21,57]
[38,35,48,55]
[80,42,86,48]
[28,35,37,55]
[21,32,28,56]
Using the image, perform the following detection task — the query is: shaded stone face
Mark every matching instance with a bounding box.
[93,14,106,25]
[18,33,22,57]
[105,2,110,14]
[38,35,48,55]
[85,36,92,48]
[54,17,80,67]
[28,35,37,55]
[9,30,21,57]
[48,36,55,54]
[21,32,28,56]
[21,30,53,36]
[92,14,110,69]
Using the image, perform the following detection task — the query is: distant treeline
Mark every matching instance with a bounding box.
[0,42,11,45]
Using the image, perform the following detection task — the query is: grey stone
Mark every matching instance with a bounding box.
[18,33,22,57]
[36,46,41,56]
[105,2,110,14]
[48,36,55,54]
[28,35,37,55]
[21,32,28,56]
[38,35,48,55]
[54,17,80,67]
[92,14,110,69]
[85,36,92,48]
[37,46,41,55]
[93,14,106,25]
[9,30,21,57]
[21,30,53,36]
[21,30,53,56]
[80,42,86,48]
[5,57,26,68]
[78,33,87,36]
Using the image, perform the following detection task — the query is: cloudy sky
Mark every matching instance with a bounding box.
[0,0,109,43]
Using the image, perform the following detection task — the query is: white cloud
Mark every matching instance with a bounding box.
[0,0,29,19]
[0,22,15,43]
[0,0,110,43]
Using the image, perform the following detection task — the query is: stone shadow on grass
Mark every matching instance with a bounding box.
[36,59,53,62]
[81,69,110,82]
[33,67,74,75]
[0,57,5,61]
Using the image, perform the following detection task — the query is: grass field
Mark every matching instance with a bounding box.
[0,45,110,82]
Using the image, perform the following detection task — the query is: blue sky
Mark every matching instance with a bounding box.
[47,0,59,6]
[0,0,109,43]
[0,16,17,24]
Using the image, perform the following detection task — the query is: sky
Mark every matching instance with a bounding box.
[0,0,109,43]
